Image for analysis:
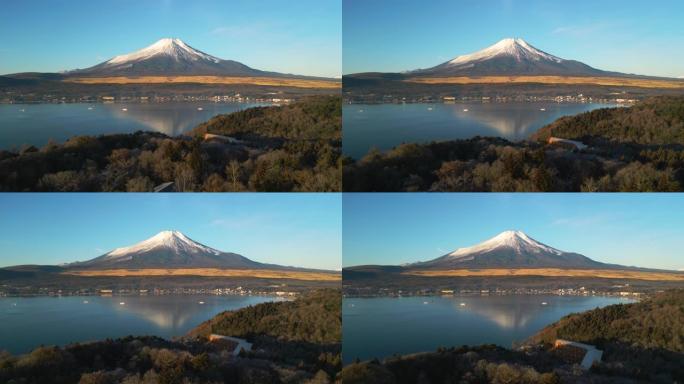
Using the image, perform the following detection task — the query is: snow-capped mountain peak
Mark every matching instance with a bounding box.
[447,230,564,259]
[447,38,564,66]
[105,38,221,66]
[104,230,221,260]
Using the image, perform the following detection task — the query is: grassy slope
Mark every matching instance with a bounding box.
[64,75,340,89]
[405,75,684,89]
[404,268,684,281]
[63,268,341,281]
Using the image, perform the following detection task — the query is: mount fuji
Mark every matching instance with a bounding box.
[409,230,609,270]
[69,230,298,270]
[66,38,305,78]
[410,38,612,77]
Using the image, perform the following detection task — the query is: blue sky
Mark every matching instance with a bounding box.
[0,0,341,77]
[343,194,684,270]
[343,0,684,77]
[0,194,341,270]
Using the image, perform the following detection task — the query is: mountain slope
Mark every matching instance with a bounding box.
[67,38,300,78]
[70,230,288,270]
[410,38,611,77]
[409,230,609,270]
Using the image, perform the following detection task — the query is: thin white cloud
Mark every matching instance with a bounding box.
[552,22,621,37]
[209,214,270,230]
[210,22,276,39]
[551,214,611,228]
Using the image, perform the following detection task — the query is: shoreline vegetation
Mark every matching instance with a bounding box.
[0,95,341,192]
[344,96,684,192]
[63,268,341,282]
[402,268,684,281]
[341,289,684,384]
[0,289,342,384]
[63,76,340,89]
[404,75,684,89]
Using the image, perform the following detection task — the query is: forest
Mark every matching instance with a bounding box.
[530,289,684,383]
[0,289,342,384]
[344,96,684,192]
[0,95,341,192]
[341,290,684,384]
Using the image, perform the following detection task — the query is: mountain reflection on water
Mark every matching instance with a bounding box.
[0,295,280,354]
[342,102,614,159]
[342,295,634,363]
[0,102,267,149]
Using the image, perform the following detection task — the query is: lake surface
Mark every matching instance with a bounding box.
[0,295,281,354]
[0,102,267,150]
[343,102,615,159]
[342,295,634,363]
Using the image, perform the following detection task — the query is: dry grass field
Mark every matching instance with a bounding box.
[63,268,340,281]
[63,76,341,89]
[405,75,684,89]
[404,268,684,281]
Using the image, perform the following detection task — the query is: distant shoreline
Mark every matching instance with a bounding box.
[342,292,643,300]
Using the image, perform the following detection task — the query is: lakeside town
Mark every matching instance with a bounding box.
[0,93,293,105]
[0,285,303,298]
[344,93,638,105]
[343,285,645,299]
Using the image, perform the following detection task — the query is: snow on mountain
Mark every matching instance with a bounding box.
[446,38,563,66]
[69,230,266,269]
[104,230,221,261]
[409,230,608,269]
[68,37,275,77]
[105,38,221,66]
[66,230,319,271]
[447,230,563,259]
[408,37,608,77]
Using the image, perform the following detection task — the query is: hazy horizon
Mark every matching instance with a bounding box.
[0,194,342,270]
[343,193,684,270]
[343,0,684,77]
[0,0,341,77]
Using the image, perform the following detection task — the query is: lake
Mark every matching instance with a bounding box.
[0,295,281,354]
[343,102,615,159]
[0,102,267,150]
[342,295,634,364]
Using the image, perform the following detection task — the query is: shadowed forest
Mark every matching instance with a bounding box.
[344,96,684,192]
[0,289,341,384]
[0,95,341,192]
